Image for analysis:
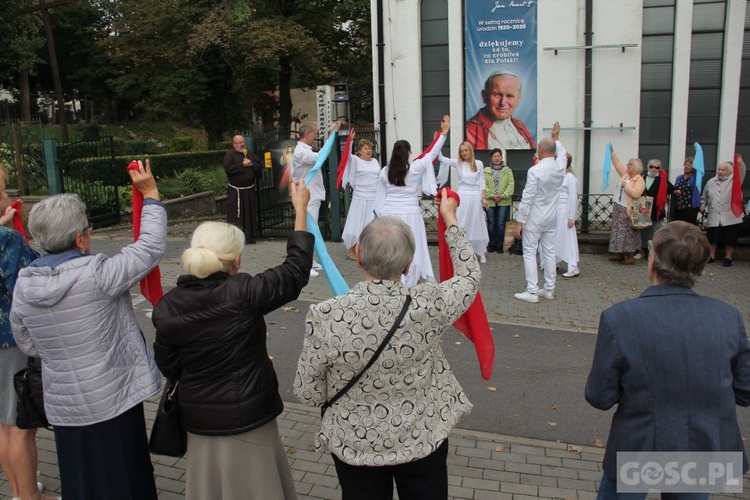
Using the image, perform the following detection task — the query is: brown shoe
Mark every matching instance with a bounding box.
[609,254,624,262]
[621,257,635,265]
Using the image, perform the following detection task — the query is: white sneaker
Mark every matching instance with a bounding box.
[514,291,539,303]
[310,268,320,277]
[479,255,487,264]
[312,261,322,271]
[563,269,580,278]
[538,289,555,300]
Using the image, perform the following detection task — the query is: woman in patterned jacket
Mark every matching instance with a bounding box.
[294,190,479,500]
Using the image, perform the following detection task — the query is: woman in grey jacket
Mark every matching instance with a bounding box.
[10,161,165,500]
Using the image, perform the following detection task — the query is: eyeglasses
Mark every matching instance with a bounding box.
[81,223,92,234]
[648,165,661,170]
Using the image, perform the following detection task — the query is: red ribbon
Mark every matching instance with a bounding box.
[655,173,668,220]
[127,161,163,306]
[731,154,744,218]
[8,200,28,243]
[336,129,355,190]
[436,188,495,381]
[414,132,441,161]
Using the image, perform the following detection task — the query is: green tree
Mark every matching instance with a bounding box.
[0,1,44,120]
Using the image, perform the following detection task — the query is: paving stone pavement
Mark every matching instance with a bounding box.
[1,221,749,499]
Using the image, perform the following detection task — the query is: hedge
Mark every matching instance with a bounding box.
[67,150,226,185]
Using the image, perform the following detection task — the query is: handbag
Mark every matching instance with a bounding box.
[13,357,50,430]
[509,237,523,255]
[628,196,654,230]
[320,296,412,417]
[149,379,187,457]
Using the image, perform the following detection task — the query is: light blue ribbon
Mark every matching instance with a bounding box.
[303,131,349,296]
[602,142,612,192]
[693,142,705,194]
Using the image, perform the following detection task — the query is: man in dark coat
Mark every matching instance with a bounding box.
[223,135,263,243]
[586,221,750,499]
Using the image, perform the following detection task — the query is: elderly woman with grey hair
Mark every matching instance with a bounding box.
[700,156,746,267]
[10,161,165,500]
[608,146,645,265]
[295,189,479,500]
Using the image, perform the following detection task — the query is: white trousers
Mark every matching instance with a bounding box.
[308,199,322,223]
[522,227,556,294]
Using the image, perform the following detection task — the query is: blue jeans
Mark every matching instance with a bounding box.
[487,205,509,250]
[596,473,709,500]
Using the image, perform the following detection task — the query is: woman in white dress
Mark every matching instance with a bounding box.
[438,142,490,262]
[341,135,381,260]
[555,153,580,277]
[374,115,450,287]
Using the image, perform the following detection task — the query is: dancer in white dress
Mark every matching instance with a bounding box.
[374,115,450,288]
[437,142,490,262]
[341,135,381,260]
[555,153,580,277]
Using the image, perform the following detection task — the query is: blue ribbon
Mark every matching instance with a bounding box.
[693,143,705,194]
[602,142,612,191]
[302,131,350,296]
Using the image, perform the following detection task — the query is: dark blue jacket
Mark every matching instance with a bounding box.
[585,285,750,479]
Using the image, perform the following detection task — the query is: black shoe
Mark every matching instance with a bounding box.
[498,248,504,254]
[487,246,496,253]
[708,257,715,264]
[723,258,732,267]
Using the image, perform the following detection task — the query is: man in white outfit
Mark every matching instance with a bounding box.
[513,123,566,303]
[291,122,325,277]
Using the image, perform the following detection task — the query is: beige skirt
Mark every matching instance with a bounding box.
[186,419,297,500]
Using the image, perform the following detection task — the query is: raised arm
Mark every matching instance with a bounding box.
[610,145,628,178]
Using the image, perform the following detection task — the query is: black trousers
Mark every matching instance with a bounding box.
[332,439,449,500]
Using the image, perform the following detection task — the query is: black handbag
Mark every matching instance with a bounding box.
[13,357,50,430]
[149,380,187,457]
[321,296,412,417]
[509,237,523,255]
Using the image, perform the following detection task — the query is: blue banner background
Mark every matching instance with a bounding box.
[465,1,538,150]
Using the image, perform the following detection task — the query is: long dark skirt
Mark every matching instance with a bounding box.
[227,185,259,243]
[54,403,157,500]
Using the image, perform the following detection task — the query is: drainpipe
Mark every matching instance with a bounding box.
[582,0,593,233]
[377,0,387,159]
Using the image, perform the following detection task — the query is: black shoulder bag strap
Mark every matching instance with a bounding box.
[321,295,412,417]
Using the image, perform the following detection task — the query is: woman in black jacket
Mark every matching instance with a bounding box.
[152,181,313,500]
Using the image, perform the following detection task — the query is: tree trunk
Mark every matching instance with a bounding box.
[278,56,292,130]
[19,69,31,121]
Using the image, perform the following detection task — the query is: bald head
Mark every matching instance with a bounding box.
[537,138,556,160]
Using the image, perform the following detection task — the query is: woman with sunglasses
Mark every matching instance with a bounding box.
[636,159,673,259]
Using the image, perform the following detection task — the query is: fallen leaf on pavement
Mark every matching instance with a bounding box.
[594,439,605,447]
[513,334,521,339]
[280,327,287,331]
[486,386,497,392]
[555,439,565,444]
[569,446,583,453]
[288,447,297,454]
[519,393,526,399]
[268,355,274,360]
[494,445,505,452]
[548,422,557,426]
[455,341,462,345]
[550,404,557,410]
[282,306,298,312]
